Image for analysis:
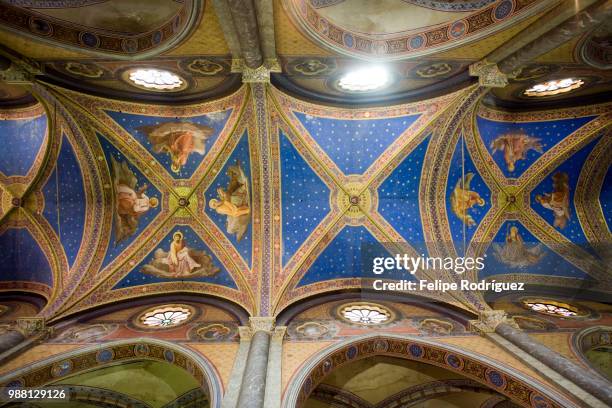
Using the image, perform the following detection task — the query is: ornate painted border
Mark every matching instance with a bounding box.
[313,378,499,408]
[0,102,49,189]
[575,132,611,261]
[282,334,579,408]
[476,102,612,122]
[420,85,488,312]
[0,338,223,408]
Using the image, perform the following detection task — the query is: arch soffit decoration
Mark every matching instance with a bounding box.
[0,338,223,408]
[281,0,557,61]
[0,0,205,60]
[570,325,612,381]
[282,334,579,408]
[276,291,477,327]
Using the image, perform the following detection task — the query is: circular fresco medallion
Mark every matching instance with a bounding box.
[332,177,375,225]
[494,0,514,21]
[79,32,100,48]
[29,18,53,36]
[449,20,467,39]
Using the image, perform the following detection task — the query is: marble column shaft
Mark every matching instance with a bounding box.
[236,330,271,408]
[226,0,264,68]
[496,323,612,406]
[498,0,612,74]
[0,330,25,355]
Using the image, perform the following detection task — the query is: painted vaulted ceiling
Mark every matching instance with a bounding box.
[0,0,610,322]
[0,82,609,321]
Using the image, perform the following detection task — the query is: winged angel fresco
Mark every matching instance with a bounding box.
[535,172,571,229]
[450,173,485,226]
[138,122,214,173]
[141,231,220,278]
[492,226,544,268]
[111,157,159,244]
[490,131,543,172]
[209,160,251,242]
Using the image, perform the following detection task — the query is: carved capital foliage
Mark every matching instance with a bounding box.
[238,326,253,341]
[469,60,508,88]
[233,58,282,83]
[272,326,287,342]
[0,51,41,84]
[16,317,46,337]
[0,63,33,84]
[469,310,518,334]
[249,316,275,332]
[238,317,278,340]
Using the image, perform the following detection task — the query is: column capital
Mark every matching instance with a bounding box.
[469,310,518,335]
[0,53,41,84]
[271,326,287,342]
[238,317,277,340]
[468,60,508,88]
[249,316,275,332]
[0,62,34,84]
[238,326,253,341]
[14,317,50,337]
[233,58,281,83]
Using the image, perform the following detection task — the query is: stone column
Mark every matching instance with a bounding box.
[496,323,612,407]
[469,0,612,87]
[236,317,275,408]
[225,0,263,68]
[498,0,612,75]
[221,327,252,408]
[470,311,612,408]
[0,330,25,354]
[264,326,286,408]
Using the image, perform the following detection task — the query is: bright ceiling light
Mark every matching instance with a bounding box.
[524,78,584,97]
[337,66,390,92]
[127,68,184,91]
[338,302,393,326]
[138,305,193,328]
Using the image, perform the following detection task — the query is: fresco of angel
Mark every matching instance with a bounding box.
[492,225,544,268]
[209,160,250,242]
[141,231,220,278]
[138,122,214,173]
[490,131,543,172]
[111,157,159,244]
[450,172,485,226]
[535,172,570,229]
